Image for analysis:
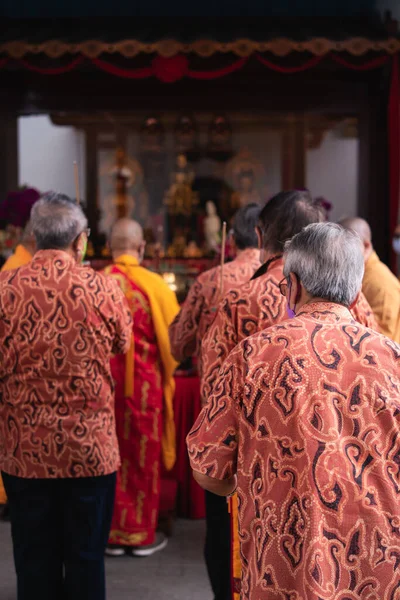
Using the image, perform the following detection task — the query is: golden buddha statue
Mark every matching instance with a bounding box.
[164,154,199,217]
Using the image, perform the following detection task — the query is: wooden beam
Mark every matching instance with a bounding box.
[85,126,99,247]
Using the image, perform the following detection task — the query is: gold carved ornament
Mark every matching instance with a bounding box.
[1,37,400,59]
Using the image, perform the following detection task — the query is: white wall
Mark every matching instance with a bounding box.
[18,115,86,202]
[307,130,359,222]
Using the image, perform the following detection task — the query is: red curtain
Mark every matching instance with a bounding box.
[389,54,400,272]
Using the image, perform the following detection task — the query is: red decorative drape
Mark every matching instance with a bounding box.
[255,53,324,73]
[19,56,84,75]
[389,54,400,272]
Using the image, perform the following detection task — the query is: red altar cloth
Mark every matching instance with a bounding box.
[160,375,205,519]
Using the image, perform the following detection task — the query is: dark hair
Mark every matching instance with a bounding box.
[258,190,324,254]
[232,203,261,250]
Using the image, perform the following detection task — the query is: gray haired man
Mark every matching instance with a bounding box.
[0,193,132,600]
[188,222,400,600]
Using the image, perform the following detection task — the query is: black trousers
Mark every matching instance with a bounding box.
[204,490,232,600]
[2,471,116,600]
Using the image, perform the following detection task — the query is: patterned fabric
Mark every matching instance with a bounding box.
[106,266,163,547]
[188,302,400,600]
[201,257,378,401]
[0,250,132,479]
[0,242,32,503]
[169,248,260,372]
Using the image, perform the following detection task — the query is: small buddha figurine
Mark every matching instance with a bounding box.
[164,154,199,217]
[204,201,221,252]
[230,169,262,210]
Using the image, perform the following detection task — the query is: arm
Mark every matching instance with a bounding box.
[169,278,205,362]
[109,280,133,355]
[192,471,237,496]
[187,346,243,496]
[200,294,238,400]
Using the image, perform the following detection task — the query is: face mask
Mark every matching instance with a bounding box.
[286,279,296,318]
[393,236,400,255]
[81,238,88,262]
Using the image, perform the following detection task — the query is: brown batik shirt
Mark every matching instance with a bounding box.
[169,248,260,375]
[201,257,379,400]
[0,250,132,479]
[188,302,400,599]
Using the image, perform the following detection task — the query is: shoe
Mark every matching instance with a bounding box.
[105,545,126,557]
[130,532,168,557]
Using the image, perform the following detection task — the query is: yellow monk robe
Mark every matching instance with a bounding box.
[362,251,400,342]
[106,254,180,471]
[1,244,32,273]
[0,244,33,504]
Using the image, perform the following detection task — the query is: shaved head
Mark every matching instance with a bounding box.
[110,218,144,256]
[339,217,371,244]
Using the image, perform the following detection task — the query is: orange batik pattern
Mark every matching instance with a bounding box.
[189,303,400,600]
[107,266,163,547]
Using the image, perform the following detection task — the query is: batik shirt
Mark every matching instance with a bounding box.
[0,250,132,479]
[201,257,378,400]
[169,248,260,370]
[188,302,400,600]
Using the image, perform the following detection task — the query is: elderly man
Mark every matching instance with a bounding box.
[188,222,400,599]
[104,219,180,557]
[0,193,132,600]
[341,216,400,341]
[200,191,378,598]
[169,203,261,372]
[202,192,377,402]
[169,203,260,600]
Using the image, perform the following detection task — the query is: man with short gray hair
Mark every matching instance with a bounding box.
[0,193,132,600]
[188,222,400,599]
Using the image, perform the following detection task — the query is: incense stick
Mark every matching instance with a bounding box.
[219,221,227,294]
[73,161,80,205]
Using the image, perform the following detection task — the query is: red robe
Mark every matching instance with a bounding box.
[107,266,163,547]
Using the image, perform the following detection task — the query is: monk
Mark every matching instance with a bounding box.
[340,217,400,341]
[169,203,261,600]
[1,220,35,272]
[188,222,400,600]
[200,191,378,599]
[104,219,180,557]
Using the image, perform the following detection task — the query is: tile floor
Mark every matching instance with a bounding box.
[0,518,210,600]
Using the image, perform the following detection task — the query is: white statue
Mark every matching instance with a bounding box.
[204,201,221,252]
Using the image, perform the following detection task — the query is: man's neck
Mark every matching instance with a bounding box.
[236,247,257,258]
[113,250,140,262]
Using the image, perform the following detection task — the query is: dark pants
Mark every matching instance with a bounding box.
[2,471,116,600]
[204,490,232,600]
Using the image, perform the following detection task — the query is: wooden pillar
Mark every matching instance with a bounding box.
[0,114,18,205]
[281,114,306,189]
[358,78,389,264]
[85,126,99,247]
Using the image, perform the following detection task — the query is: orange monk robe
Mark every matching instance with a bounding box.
[0,244,33,504]
[1,244,32,273]
[105,255,180,471]
[169,248,260,384]
[105,255,180,547]
[362,250,400,342]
